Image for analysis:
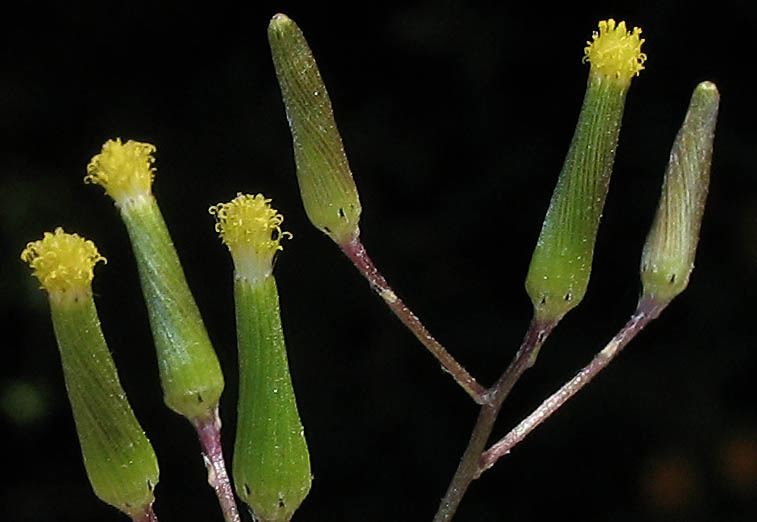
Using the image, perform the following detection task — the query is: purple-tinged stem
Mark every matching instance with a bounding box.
[341,237,486,403]
[131,504,159,522]
[433,319,556,522]
[477,298,664,476]
[192,407,241,522]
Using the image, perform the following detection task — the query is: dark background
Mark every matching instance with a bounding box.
[2,1,755,521]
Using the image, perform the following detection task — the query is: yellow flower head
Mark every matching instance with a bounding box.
[209,193,292,281]
[584,19,646,83]
[21,228,106,296]
[85,138,157,203]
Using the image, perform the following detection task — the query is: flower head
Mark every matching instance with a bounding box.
[210,193,292,282]
[85,138,157,204]
[583,19,646,83]
[21,227,106,297]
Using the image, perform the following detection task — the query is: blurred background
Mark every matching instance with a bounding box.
[2,1,755,521]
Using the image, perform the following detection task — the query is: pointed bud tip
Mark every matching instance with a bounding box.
[269,13,295,36]
[640,81,719,305]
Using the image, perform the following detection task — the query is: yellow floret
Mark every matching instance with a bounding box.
[21,228,106,296]
[209,194,291,280]
[85,138,157,203]
[584,19,646,82]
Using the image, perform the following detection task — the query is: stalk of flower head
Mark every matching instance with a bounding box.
[21,228,160,522]
[210,194,311,522]
[478,81,720,475]
[85,139,239,522]
[269,12,485,403]
[434,20,648,522]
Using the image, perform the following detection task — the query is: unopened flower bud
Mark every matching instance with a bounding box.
[641,81,719,305]
[269,13,362,246]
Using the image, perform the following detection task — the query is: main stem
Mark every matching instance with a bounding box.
[433,319,555,522]
[192,408,241,522]
[341,238,486,403]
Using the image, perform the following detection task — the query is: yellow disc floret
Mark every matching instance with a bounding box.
[209,193,292,281]
[21,227,106,296]
[584,19,646,83]
[85,138,157,204]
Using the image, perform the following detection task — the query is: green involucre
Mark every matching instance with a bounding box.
[233,275,311,522]
[50,293,159,517]
[641,81,719,305]
[525,71,631,323]
[268,13,362,246]
[119,195,224,421]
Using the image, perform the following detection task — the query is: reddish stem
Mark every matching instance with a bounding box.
[341,237,485,403]
[131,504,159,522]
[477,299,664,476]
[432,319,555,522]
[192,407,241,522]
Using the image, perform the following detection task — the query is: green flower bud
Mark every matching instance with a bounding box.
[86,139,224,422]
[525,19,646,323]
[211,194,311,522]
[268,13,362,246]
[21,229,159,519]
[641,81,719,305]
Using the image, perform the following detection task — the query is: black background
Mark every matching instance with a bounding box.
[2,1,755,521]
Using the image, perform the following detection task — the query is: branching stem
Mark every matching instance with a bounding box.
[432,319,555,522]
[433,298,664,521]
[478,299,663,475]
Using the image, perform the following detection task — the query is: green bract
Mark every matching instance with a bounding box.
[232,277,311,522]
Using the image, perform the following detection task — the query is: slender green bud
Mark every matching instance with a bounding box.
[268,13,362,246]
[525,19,646,323]
[21,228,159,519]
[210,194,311,522]
[86,139,224,422]
[640,81,719,306]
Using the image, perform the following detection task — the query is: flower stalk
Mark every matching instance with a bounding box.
[435,19,648,521]
[480,78,720,488]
